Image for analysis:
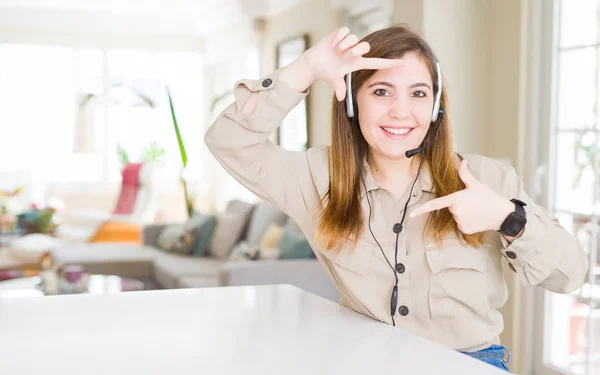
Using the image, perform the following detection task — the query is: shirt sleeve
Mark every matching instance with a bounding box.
[204,69,328,230]
[498,165,589,293]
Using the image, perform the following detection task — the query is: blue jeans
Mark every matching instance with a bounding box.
[460,344,511,372]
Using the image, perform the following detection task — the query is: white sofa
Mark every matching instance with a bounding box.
[50,200,340,303]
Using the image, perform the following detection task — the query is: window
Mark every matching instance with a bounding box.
[538,1,600,374]
[105,49,204,183]
[0,44,204,187]
[0,44,101,183]
[202,48,260,212]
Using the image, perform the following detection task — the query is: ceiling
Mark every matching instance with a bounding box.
[0,0,310,36]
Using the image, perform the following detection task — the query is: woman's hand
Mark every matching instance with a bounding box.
[409,159,516,235]
[279,27,405,100]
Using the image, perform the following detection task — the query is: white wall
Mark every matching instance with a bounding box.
[423,0,491,157]
[393,0,523,166]
[487,0,523,170]
[262,0,345,147]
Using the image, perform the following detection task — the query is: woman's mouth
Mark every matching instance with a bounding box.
[380,126,414,139]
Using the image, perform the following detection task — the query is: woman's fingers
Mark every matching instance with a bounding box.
[337,33,359,52]
[345,41,370,58]
[332,77,347,102]
[332,27,350,47]
[357,57,405,71]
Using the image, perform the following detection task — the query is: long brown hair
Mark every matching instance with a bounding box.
[315,24,484,251]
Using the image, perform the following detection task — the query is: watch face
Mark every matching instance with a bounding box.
[504,213,527,236]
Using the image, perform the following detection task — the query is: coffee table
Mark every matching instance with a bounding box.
[0,274,146,298]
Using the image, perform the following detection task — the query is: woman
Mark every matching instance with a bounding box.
[204,25,588,372]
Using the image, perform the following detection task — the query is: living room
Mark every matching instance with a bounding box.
[0,1,597,374]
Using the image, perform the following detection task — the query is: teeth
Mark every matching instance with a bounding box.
[383,127,412,135]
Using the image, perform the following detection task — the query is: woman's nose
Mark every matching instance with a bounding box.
[388,100,411,119]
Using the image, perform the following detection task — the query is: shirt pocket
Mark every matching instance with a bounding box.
[425,241,491,319]
[319,240,372,275]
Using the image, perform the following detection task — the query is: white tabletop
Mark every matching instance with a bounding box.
[0,284,506,374]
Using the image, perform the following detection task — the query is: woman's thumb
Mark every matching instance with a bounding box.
[332,77,347,102]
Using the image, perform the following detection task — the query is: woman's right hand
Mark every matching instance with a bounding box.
[280,27,405,102]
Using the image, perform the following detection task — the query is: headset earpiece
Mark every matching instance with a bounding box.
[430,61,442,123]
[346,73,354,118]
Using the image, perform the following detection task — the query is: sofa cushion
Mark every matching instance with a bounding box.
[285,217,303,235]
[142,224,169,247]
[225,199,254,219]
[207,212,247,259]
[227,241,261,261]
[156,213,216,256]
[156,224,195,255]
[151,251,224,289]
[52,243,155,278]
[206,199,254,260]
[188,212,217,256]
[278,224,315,259]
[244,202,288,245]
[225,199,255,239]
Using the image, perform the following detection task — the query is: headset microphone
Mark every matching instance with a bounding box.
[405,108,445,158]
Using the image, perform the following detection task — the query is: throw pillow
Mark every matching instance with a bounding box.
[260,247,280,260]
[187,212,217,256]
[259,224,284,249]
[244,202,288,245]
[225,199,254,238]
[208,212,248,259]
[285,217,303,234]
[157,224,197,255]
[156,213,216,256]
[228,241,261,261]
[278,225,315,259]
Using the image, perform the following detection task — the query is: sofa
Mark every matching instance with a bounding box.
[50,199,340,302]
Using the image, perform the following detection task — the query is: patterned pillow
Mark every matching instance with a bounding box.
[157,213,217,256]
[228,241,261,261]
[157,224,199,255]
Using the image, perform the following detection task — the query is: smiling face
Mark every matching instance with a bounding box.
[355,51,435,160]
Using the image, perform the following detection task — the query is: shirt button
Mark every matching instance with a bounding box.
[395,263,405,274]
[398,305,409,316]
[393,223,402,233]
[261,78,273,87]
[506,251,517,259]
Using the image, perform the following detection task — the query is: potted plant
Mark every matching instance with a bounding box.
[166,87,194,218]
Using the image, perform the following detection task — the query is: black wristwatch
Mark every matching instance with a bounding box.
[498,199,527,237]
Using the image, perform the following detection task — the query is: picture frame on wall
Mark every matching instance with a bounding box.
[276,34,310,151]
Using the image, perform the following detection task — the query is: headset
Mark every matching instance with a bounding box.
[345,61,444,139]
[345,59,445,326]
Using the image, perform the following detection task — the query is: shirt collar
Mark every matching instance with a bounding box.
[360,155,435,197]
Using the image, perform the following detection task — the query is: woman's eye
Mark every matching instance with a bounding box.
[412,90,426,98]
[374,89,390,97]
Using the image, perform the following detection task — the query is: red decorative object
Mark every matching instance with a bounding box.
[112,163,143,215]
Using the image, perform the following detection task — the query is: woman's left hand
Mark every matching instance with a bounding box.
[409,159,515,234]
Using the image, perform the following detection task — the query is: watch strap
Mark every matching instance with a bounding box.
[510,198,527,217]
[498,199,528,236]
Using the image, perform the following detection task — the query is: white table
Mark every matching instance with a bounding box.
[0,284,506,374]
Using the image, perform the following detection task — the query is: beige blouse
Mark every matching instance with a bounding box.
[204,68,589,352]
